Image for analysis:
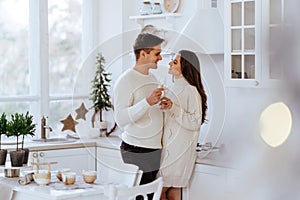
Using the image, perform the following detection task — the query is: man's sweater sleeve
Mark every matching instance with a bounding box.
[113,80,151,128]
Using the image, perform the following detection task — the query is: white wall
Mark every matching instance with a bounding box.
[98,0,123,44]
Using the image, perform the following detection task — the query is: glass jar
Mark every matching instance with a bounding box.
[152,2,163,14]
[140,1,152,15]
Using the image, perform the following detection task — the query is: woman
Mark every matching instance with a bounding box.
[158,50,207,200]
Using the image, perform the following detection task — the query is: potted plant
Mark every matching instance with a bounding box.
[90,53,116,136]
[0,113,8,165]
[7,112,36,166]
[20,112,36,164]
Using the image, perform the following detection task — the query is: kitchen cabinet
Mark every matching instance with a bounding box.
[224,0,284,88]
[96,147,122,169]
[182,164,226,200]
[261,0,286,87]
[96,147,122,178]
[28,147,96,174]
[224,0,260,87]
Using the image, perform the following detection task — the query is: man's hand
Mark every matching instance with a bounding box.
[146,88,165,106]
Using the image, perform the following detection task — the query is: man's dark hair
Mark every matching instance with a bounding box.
[133,33,164,60]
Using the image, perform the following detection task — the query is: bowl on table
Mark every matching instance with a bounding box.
[33,170,51,186]
[56,168,71,181]
[61,171,76,185]
[82,170,97,184]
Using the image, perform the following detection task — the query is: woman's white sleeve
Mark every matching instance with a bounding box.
[171,87,202,131]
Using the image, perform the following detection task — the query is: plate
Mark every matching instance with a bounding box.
[164,0,180,13]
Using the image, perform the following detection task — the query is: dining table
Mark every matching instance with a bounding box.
[0,171,123,200]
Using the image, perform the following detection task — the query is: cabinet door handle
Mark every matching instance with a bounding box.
[39,152,45,157]
[32,152,38,158]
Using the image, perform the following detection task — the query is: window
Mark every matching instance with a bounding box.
[0,0,29,99]
[0,0,88,140]
[49,0,82,95]
[48,0,83,126]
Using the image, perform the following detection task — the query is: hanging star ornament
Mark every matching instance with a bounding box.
[60,114,78,133]
[75,102,89,120]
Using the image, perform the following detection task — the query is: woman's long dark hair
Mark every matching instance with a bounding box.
[179,50,207,124]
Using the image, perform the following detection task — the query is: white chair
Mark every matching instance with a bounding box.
[133,169,143,186]
[97,154,142,187]
[105,177,163,200]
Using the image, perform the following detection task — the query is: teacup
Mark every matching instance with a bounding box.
[56,168,71,181]
[33,170,51,186]
[82,170,97,184]
[62,172,76,185]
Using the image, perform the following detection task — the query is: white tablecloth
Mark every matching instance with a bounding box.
[0,183,13,200]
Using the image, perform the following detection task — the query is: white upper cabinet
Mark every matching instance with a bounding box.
[225,0,260,87]
[225,0,284,88]
[261,0,286,87]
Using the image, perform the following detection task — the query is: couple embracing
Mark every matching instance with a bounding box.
[113,33,207,200]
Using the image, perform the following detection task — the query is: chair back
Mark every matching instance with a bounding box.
[98,155,140,187]
[106,177,163,200]
[133,169,143,186]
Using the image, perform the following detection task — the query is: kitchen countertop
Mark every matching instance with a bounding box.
[196,150,232,168]
[2,135,231,168]
[2,135,122,152]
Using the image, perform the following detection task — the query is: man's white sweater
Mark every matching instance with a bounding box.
[113,68,163,149]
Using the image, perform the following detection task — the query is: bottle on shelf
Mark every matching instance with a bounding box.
[140,1,152,15]
[152,2,163,14]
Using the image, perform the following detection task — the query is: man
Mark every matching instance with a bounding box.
[113,33,172,192]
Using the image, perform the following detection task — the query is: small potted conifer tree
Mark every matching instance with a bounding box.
[0,113,8,165]
[90,53,116,136]
[7,112,36,166]
[21,112,36,164]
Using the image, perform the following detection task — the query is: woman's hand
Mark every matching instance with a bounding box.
[159,97,173,110]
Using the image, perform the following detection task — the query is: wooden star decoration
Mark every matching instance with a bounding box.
[75,102,89,120]
[60,114,78,133]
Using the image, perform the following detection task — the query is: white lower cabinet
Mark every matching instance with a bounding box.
[96,147,122,177]
[29,147,96,174]
[183,164,227,200]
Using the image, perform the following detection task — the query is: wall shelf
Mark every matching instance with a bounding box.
[129,13,181,20]
[129,13,181,27]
